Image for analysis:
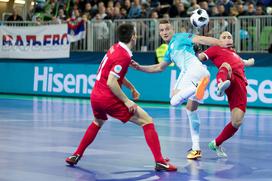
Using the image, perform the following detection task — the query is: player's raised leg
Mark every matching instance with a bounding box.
[216,63,232,97]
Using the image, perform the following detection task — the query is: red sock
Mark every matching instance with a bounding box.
[215,122,238,146]
[216,66,229,84]
[74,122,101,156]
[143,123,165,163]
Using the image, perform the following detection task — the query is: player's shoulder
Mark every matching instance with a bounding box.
[109,43,130,58]
[208,45,221,50]
[175,32,189,38]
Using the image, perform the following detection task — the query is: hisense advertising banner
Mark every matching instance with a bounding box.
[0,63,271,108]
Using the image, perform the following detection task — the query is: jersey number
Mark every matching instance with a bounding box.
[96,55,108,81]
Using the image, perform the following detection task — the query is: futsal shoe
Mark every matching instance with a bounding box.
[155,160,177,171]
[208,140,228,158]
[65,154,81,166]
[187,149,202,159]
[216,80,230,97]
[195,76,210,100]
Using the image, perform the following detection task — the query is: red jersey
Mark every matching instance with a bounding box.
[203,46,247,83]
[91,42,132,100]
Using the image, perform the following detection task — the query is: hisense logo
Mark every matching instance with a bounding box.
[33,66,96,94]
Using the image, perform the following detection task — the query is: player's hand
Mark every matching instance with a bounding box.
[124,99,138,113]
[131,89,140,100]
[130,60,140,70]
[247,58,255,66]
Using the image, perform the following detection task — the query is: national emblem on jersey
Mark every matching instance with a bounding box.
[114,65,122,73]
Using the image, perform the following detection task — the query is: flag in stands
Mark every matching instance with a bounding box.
[67,19,86,42]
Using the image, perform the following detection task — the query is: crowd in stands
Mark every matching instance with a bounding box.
[6,0,272,23]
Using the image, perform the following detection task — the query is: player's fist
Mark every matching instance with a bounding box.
[130,60,140,70]
[131,89,140,101]
[247,58,255,66]
[124,99,138,113]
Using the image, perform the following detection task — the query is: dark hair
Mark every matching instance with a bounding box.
[117,23,135,43]
[159,19,171,25]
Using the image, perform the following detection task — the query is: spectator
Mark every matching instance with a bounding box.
[187,0,200,15]
[169,0,182,17]
[57,8,67,22]
[93,1,107,20]
[237,3,247,16]
[177,2,188,17]
[217,4,228,16]
[128,0,142,18]
[211,5,220,16]
[114,1,121,9]
[124,0,131,13]
[140,3,150,18]
[92,14,110,51]
[246,3,255,15]
[83,2,95,20]
[112,7,123,20]
[229,7,239,16]
[255,5,265,15]
[199,1,212,16]
[120,6,128,18]
[7,8,23,21]
[207,0,216,8]
[222,0,234,14]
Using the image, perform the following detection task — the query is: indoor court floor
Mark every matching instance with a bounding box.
[0,94,271,181]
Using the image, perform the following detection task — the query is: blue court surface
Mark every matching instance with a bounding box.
[0,94,271,181]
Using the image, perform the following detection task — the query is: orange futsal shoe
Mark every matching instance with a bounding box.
[196,76,210,100]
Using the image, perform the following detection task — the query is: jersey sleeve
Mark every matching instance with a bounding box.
[110,56,130,79]
[203,46,217,60]
[176,33,195,45]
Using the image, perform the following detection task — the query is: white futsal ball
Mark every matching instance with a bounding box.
[190,8,209,28]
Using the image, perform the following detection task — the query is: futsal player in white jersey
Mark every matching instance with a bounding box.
[131,19,231,159]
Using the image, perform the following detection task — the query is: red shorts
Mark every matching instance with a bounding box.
[90,96,133,123]
[225,75,247,112]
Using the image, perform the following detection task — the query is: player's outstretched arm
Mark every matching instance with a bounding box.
[131,61,170,73]
[107,73,137,113]
[242,58,255,67]
[123,77,140,100]
[192,35,231,47]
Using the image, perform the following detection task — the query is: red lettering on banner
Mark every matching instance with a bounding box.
[2,35,13,46]
[15,35,23,46]
[61,33,69,45]
[43,35,52,46]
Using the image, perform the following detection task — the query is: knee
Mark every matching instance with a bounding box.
[232,119,243,128]
[220,62,232,71]
[94,119,105,127]
[144,116,153,124]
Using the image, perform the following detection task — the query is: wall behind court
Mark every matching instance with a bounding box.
[0,52,271,108]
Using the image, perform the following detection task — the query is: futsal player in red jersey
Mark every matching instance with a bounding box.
[65,23,177,171]
[198,31,255,157]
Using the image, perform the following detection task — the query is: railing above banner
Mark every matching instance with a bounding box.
[1,16,272,53]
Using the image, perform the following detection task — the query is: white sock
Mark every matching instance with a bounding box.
[186,109,200,150]
[170,86,196,106]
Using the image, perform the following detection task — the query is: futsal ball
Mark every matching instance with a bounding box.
[190,9,209,28]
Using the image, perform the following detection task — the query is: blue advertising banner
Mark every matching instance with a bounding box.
[0,62,271,108]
